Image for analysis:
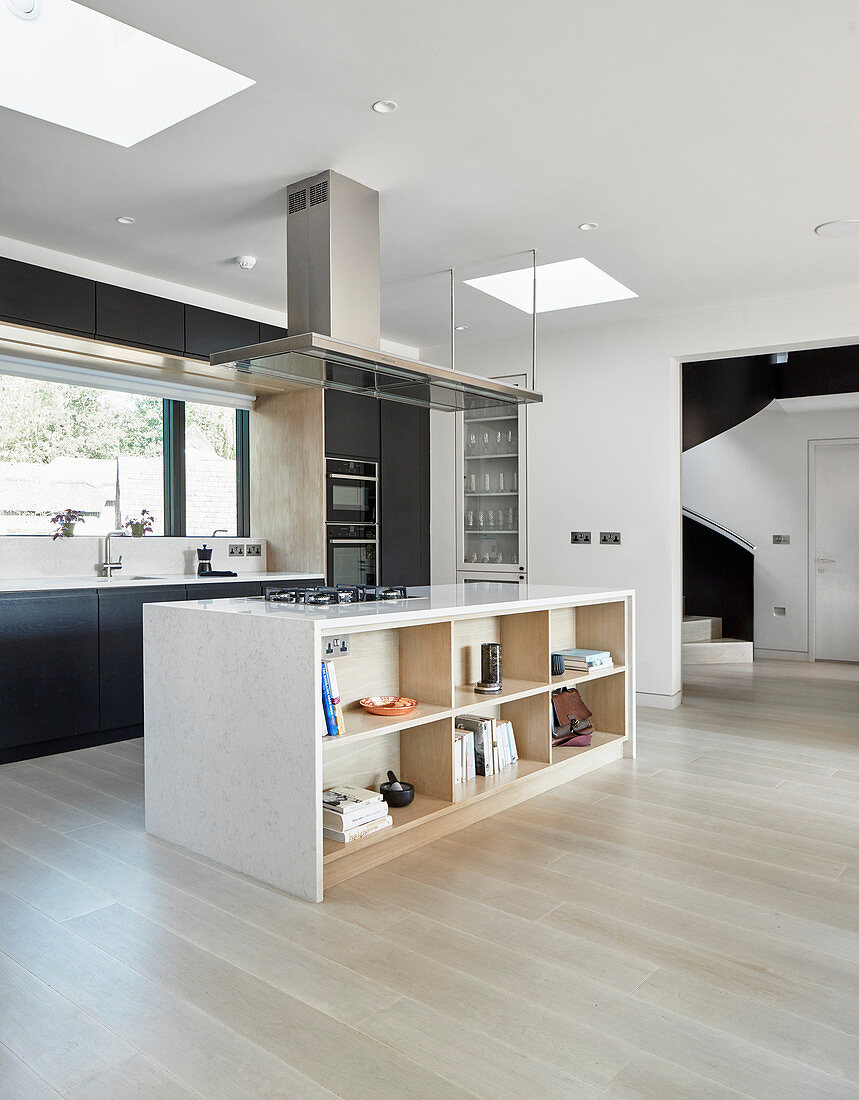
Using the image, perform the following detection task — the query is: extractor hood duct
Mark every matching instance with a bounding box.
[210,170,542,412]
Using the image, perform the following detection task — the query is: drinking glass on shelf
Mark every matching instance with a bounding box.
[512,553,518,564]
[512,472,519,492]
[466,510,474,529]
[468,432,477,455]
[471,552,478,563]
[483,473,491,491]
[487,510,495,528]
[506,427,515,450]
[477,510,485,528]
[495,431,503,453]
[498,472,505,492]
[507,507,515,528]
[468,473,477,493]
[482,431,491,454]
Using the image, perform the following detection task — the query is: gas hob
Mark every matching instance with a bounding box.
[263,584,413,605]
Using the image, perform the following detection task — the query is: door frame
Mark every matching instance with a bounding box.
[807,436,859,661]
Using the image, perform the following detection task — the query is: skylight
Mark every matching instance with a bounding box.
[465,258,637,314]
[1,0,254,147]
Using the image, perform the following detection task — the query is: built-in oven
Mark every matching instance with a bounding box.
[326,524,378,587]
[326,458,377,525]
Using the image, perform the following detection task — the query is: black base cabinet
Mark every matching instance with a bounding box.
[98,586,189,732]
[0,577,322,763]
[0,592,99,753]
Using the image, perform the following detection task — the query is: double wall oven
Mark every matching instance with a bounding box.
[325,458,378,586]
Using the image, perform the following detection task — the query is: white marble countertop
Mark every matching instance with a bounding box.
[0,571,323,595]
[158,582,634,627]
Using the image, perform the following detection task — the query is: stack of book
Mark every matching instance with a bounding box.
[322,786,392,843]
[321,660,346,738]
[454,715,518,778]
[554,648,614,674]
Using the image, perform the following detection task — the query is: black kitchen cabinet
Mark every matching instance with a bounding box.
[191,580,263,600]
[0,592,99,752]
[324,390,381,461]
[184,305,260,359]
[0,257,95,336]
[380,403,430,586]
[259,322,289,342]
[98,585,189,732]
[96,284,184,354]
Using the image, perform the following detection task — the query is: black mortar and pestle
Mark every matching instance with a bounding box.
[380,770,415,808]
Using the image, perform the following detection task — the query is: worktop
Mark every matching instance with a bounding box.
[0,571,322,595]
[144,583,635,902]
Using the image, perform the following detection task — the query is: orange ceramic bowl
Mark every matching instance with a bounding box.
[359,696,418,716]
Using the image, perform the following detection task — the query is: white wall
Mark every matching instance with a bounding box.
[682,402,859,656]
[431,283,859,706]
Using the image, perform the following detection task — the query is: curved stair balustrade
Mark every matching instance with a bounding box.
[683,509,755,643]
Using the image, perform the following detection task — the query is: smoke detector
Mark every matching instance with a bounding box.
[236,255,257,270]
[6,0,40,19]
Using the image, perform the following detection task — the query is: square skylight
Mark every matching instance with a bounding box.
[464,258,637,313]
[1,0,254,147]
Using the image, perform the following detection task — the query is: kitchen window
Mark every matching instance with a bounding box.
[0,373,250,536]
[0,373,164,536]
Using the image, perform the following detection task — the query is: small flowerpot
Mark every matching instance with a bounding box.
[61,522,76,538]
[129,523,145,538]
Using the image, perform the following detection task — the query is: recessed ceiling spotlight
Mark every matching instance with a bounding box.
[578,222,599,231]
[814,220,859,238]
[372,99,398,114]
[115,215,135,225]
[236,255,257,270]
[454,323,469,332]
[6,0,40,20]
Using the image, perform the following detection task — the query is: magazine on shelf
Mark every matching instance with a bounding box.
[320,662,339,738]
[456,714,495,776]
[323,815,393,844]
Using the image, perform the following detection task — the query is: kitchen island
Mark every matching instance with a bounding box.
[144,583,635,902]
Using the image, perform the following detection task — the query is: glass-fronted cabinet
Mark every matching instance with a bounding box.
[456,385,527,583]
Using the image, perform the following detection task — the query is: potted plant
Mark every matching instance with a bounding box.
[50,509,86,540]
[124,509,155,538]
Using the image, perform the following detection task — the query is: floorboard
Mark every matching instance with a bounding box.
[0,659,855,1098]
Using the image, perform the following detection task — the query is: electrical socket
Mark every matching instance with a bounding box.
[246,543,262,557]
[772,534,790,545]
[570,531,591,544]
[600,531,621,545]
[323,635,350,658]
[228,544,245,557]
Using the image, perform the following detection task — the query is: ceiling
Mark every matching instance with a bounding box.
[3,0,859,350]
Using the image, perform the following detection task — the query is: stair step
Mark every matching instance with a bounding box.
[682,638,753,665]
[682,615,723,642]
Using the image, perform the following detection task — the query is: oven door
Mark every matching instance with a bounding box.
[327,538,377,587]
[326,474,377,524]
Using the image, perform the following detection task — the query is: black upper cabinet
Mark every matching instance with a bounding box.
[380,403,430,587]
[259,322,288,342]
[185,305,260,359]
[98,586,189,732]
[324,391,381,461]
[0,592,99,751]
[96,284,184,354]
[0,257,95,336]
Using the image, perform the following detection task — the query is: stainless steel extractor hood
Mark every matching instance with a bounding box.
[209,170,542,412]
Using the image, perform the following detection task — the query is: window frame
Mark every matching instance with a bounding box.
[162,399,249,538]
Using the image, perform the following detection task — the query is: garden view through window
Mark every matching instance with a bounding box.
[185,400,238,536]
[0,373,165,536]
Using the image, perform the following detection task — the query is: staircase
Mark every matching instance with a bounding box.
[682,616,753,664]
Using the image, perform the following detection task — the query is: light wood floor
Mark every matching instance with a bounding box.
[0,660,858,1098]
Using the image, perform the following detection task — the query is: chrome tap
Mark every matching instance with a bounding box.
[212,528,227,536]
[103,529,125,578]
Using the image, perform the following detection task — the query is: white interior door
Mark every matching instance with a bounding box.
[813,440,859,662]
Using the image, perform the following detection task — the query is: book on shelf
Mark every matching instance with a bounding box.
[323,815,393,844]
[554,648,614,671]
[322,785,384,813]
[320,662,339,738]
[322,799,389,831]
[456,715,518,778]
[323,660,347,736]
[454,728,476,783]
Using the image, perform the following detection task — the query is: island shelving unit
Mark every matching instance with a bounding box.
[144,584,634,902]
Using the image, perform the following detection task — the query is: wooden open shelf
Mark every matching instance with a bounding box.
[320,595,632,891]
